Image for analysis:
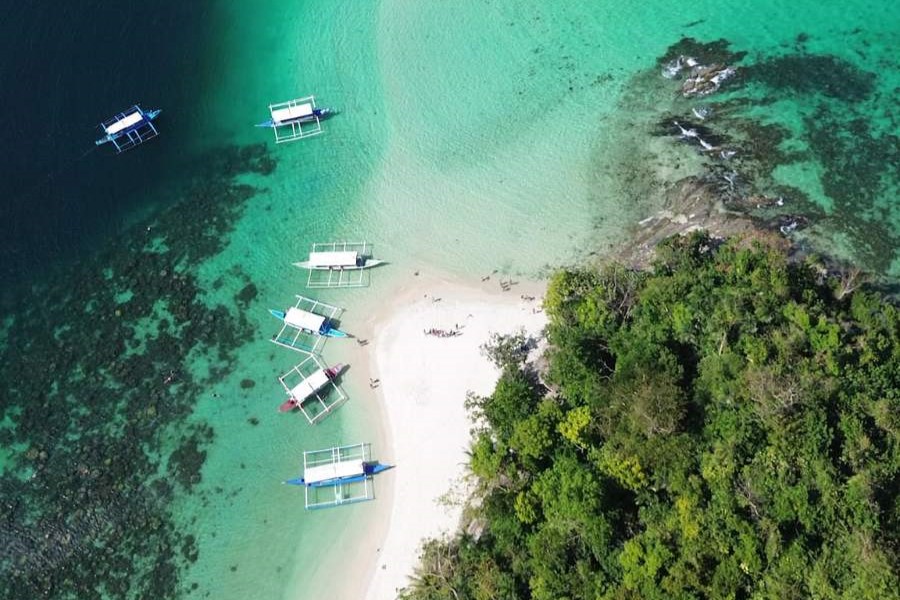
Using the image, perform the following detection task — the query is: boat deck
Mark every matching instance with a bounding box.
[271,295,343,354]
[302,443,375,509]
[297,242,378,288]
[305,458,365,485]
[99,105,159,153]
[266,96,323,143]
[278,354,347,424]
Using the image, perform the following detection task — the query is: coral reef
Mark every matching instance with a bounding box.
[0,144,276,599]
[639,37,898,279]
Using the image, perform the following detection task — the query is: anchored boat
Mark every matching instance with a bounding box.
[294,241,384,288]
[269,307,347,337]
[278,355,348,423]
[285,443,393,509]
[269,307,347,338]
[285,461,392,488]
[278,363,345,413]
[256,106,333,128]
[259,95,329,143]
[95,105,161,153]
[270,295,348,354]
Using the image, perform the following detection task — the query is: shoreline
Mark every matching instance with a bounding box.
[343,271,547,600]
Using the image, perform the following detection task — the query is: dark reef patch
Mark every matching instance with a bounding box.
[656,37,746,69]
[235,283,259,309]
[804,106,900,211]
[0,143,277,599]
[640,36,898,279]
[742,54,876,102]
[182,535,199,563]
[169,425,214,492]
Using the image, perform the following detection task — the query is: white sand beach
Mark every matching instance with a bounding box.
[355,273,547,600]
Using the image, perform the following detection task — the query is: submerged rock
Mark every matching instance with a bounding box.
[235,283,258,309]
[661,54,699,79]
[682,63,736,97]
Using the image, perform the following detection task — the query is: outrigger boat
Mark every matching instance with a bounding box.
[294,242,384,288]
[285,443,392,509]
[269,307,348,338]
[259,95,328,143]
[285,461,392,487]
[95,105,161,153]
[293,248,383,271]
[278,355,348,423]
[279,363,345,413]
[270,295,348,354]
[255,106,333,128]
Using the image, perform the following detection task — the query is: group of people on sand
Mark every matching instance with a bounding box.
[424,327,461,338]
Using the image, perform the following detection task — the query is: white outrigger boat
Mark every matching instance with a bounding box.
[278,354,348,423]
[95,105,161,153]
[285,443,392,509]
[269,295,347,354]
[294,241,384,288]
[257,95,331,143]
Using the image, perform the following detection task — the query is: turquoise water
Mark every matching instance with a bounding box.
[1,1,897,599]
[183,3,900,599]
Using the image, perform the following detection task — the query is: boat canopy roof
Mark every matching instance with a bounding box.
[105,110,144,135]
[305,459,365,485]
[309,251,358,268]
[285,307,326,332]
[271,102,313,123]
[289,369,330,401]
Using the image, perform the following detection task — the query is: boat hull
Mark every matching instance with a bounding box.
[284,462,393,488]
[95,108,161,146]
[255,108,333,128]
[324,364,345,379]
[293,258,384,271]
[278,398,297,413]
[278,364,343,412]
[270,308,347,338]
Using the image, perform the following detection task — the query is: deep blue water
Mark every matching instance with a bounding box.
[0,1,213,292]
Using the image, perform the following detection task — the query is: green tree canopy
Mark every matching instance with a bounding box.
[401,233,900,600]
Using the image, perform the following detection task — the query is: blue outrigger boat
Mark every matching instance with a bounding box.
[286,443,392,509]
[95,105,161,153]
[255,106,333,129]
[270,295,348,354]
[258,96,332,143]
[269,308,347,338]
[285,462,392,488]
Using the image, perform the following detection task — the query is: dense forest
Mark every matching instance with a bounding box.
[401,233,899,599]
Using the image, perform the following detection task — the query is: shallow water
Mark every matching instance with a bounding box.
[1,1,897,599]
